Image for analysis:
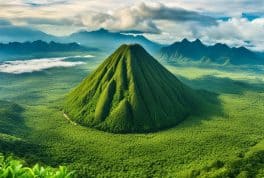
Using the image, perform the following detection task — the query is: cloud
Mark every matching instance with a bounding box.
[198,18,264,51]
[74,2,216,34]
[16,17,83,26]
[0,1,217,34]
[0,57,85,74]
[162,0,264,17]
[25,0,69,7]
[147,17,264,51]
[0,0,263,51]
[135,2,216,25]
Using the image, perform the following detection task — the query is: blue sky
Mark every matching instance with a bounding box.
[0,0,263,51]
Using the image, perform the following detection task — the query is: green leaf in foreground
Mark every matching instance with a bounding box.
[0,154,75,178]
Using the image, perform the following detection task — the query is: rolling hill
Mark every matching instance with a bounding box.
[160,39,263,65]
[64,44,201,133]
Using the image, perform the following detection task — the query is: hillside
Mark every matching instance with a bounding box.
[160,39,263,65]
[0,100,24,134]
[64,44,202,133]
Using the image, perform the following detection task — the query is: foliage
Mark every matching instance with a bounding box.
[0,154,75,178]
[185,140,264,177]
[65,44,206,133]
[0,51,263,177]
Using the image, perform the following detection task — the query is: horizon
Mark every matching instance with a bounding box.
[0,34,255,53]
[0,1,264,177]
[0,0,263,51]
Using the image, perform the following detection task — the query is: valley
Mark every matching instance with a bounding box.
[1,1,264,177]
[0,51,263,177]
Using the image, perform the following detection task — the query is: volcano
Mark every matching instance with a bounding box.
[65,44,200,133]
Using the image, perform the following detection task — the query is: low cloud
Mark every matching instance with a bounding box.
[147,17,264,51]
[0,57,85,74]
[197,18,264,51]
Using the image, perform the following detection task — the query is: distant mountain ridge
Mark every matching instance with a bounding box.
[160,39,263,65]
[64,28,161,53]
[0,26,54,43]
[1,25,262,65]
[0,40,91,54]
[0,25,162,54]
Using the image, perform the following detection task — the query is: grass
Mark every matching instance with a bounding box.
[0,52,263,177]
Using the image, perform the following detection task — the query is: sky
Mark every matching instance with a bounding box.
[0,0,264,51]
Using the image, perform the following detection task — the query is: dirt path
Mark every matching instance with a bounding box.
[63,112,77,126]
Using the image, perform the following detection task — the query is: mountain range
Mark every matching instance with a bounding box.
[0,40,93,60]
[63,28,161,53]
[0,40,91,54]
[160,39,263,65]
[0,26,54,43]
[0,25,263,65]
[0,25,161,54]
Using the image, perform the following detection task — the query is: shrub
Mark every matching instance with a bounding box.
[0,154,75,178]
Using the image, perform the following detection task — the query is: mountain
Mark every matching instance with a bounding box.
[65,28,162,54]
[64,44,201,133]
[0,40,91,54]
[160,39,263,65]
[0,26,55,43]
[0,26,162,54]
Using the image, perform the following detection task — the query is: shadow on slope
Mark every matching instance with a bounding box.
[0,100,25,135]
[178,75,264,94]
[0,100,50,165]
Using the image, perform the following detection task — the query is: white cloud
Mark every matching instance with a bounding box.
[0,0,263,51]
[145,17,264,51]
[0,1,216,34]
[0,57,85,74]
[197,18,264,51]
[160,0,264,17]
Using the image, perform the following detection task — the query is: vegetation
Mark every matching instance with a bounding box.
[0,100,24,134]
[0,154,75,178]
[65,44,208,133]
[0,50,263,177]
[186,140,264,177]
[160,38,262,65]
[0,101,75,177]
